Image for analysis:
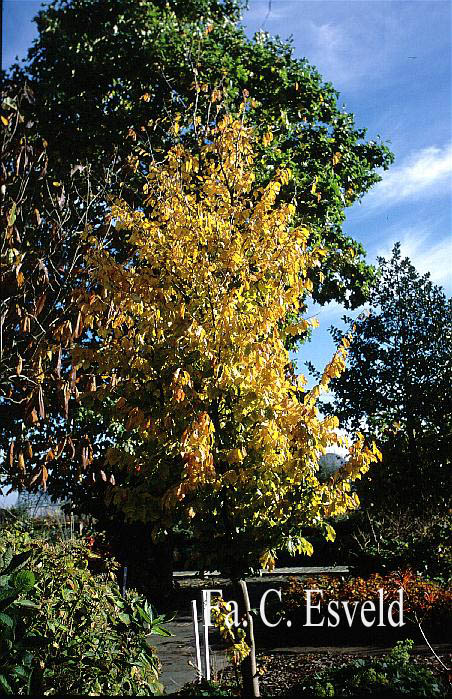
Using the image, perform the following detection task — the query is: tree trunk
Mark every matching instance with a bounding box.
[232,578,260,698]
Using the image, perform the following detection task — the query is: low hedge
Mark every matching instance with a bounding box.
[0,516,166,695]
[256,569,451,645]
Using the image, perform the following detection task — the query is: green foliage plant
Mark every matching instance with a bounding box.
[0,520,167,695]
[291,640,447,697]
[0,548,43,695]
[8,0,394,309]
[335,508,452,583]
[176,677,236,695]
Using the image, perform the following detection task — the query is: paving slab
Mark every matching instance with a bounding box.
[151,613,229,695]
[150,618,198,694]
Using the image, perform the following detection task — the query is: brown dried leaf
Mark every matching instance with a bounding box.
[73,311,82,339]
[63,384,70,418]
[21,315,31,333]
[29,466,42,487]
[18,452,25,473]
[70,365,77,389]
[29,408,39,425]
[38,386,45,419]
[67,436,76,459]
[26,441,33,459]
[56,346,62,378]
[41,465,48,490]
[9,440,15,467]
[35,293,46,317]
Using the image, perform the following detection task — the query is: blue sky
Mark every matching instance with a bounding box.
[244,0,452,373]
[1,0,451,502]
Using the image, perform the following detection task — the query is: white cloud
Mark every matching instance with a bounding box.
[311,21,346,59]
[242,1,291,24]
[244,3,388,88]
[313,300,343,320]
[369,143,452,207]
[305,20,365,86]
[286,6,401,89]
[245,0,450,99]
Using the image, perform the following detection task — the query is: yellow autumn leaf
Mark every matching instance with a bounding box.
[74,101,380,572]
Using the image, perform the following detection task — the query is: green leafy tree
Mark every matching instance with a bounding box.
[8,0,393,308]
[2,0,393,482]
[327,243,452,511]
[1,0,393,615]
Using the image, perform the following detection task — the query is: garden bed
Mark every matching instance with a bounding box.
[220,645,451,696]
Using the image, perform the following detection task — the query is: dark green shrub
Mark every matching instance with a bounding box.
[0,519,167,695]
[289,641,447,696]
[335,509,452,583]
[0,548,45,695]
[176,678,236,695]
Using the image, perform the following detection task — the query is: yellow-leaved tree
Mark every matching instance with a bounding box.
[74,106,380,695]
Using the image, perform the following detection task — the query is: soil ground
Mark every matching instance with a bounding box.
[232,645,451,696]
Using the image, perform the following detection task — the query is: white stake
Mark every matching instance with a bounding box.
[191,599,202,679]
[202,591,211,681]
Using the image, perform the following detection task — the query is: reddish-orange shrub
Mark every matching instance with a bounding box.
[283,569,451,623]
